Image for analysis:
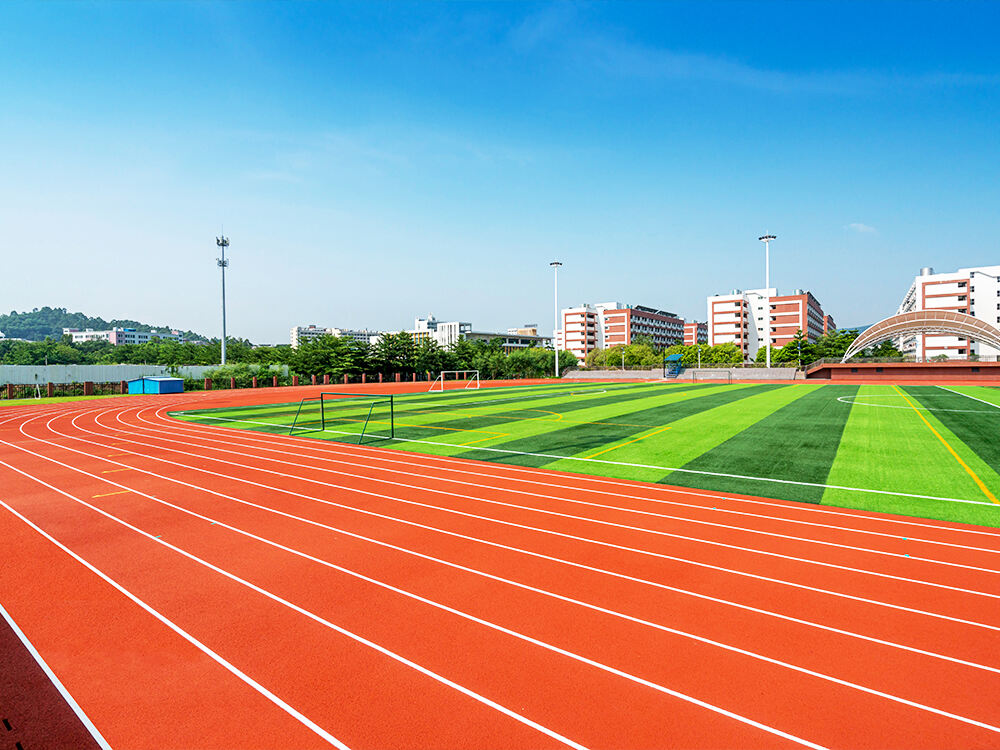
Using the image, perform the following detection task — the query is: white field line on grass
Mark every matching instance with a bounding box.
[134,408,1000,557]
[30,408,1000,625]
[118,410,1000,571]
[71,409,1000,587]
[938,386,1000,411]
[0,501,351,750]
[0,602,113,750]
[835,395,1000,414]
[0,454,828,750]
[4,442,999,742]
[40,415,1000,676]
[153,406,1000,543]
[176,412,1000,509]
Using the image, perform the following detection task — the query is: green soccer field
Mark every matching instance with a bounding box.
[172,381,1000,527]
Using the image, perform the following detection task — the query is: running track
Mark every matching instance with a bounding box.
[1,385,999,749]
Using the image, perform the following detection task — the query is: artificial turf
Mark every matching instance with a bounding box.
[172,381,1000,527]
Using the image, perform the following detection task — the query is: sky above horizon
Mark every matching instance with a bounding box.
[1,1,998,343]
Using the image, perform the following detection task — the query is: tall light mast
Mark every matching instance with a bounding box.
[758,234,776,368]
[550,261,563,378]
[217,233,230,365]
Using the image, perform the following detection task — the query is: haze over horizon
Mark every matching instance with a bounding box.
[2,1,998,344]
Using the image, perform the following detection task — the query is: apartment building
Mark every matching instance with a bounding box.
[707,288,834,360]
[466,330,552,353]
[64,327,181,346]
[683,321,708,346]
[555,302,687,363]
[896,265,1000,358]
[406,316,472,348]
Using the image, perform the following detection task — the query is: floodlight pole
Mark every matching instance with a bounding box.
[550,261,563,378]
[758,234,776,368]
[217,233,230,365]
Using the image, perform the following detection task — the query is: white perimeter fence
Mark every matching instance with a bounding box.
[0,365,221,385]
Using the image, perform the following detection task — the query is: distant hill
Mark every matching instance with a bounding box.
[0,307,207,342]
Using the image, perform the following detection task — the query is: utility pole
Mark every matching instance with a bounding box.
[550,261,563,378]
[217,233,230,365]
[758,234,776,368]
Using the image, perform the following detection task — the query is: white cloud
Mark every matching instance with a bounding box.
[847,222,878,234]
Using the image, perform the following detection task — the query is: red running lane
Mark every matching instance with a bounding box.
[2,385,1000,748]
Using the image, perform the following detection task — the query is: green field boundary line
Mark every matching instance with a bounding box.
[174,412,1000,509]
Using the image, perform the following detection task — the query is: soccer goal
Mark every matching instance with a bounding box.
[289,392,394,444]
[428,370,480,392]
[691,369,733,384]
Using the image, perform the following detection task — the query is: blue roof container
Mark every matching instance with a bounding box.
[128,376,184,395]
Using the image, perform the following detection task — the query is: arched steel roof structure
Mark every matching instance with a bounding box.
[841,310,1000,362]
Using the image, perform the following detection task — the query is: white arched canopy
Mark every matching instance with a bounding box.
[842,310,1000,362]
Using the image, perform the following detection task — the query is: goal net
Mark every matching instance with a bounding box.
[289,392,395,444]
[428,370,480,392]
[691,369,732,384]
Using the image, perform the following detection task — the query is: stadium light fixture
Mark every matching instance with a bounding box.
[550,261,563,378]
[216,232,230,365]
[758,234,776,368]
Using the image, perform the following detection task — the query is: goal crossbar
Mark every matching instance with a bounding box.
[428,370,480,392]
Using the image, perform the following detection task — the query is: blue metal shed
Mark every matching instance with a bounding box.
[128,376,184,395]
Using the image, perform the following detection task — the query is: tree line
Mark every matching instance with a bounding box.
[0,332,578,381]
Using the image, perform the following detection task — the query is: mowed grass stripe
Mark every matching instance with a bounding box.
[664,385,859,503]
[821,385,1000,526]
[902,386,1000,504]
[542,384,814,484]
[455,384,783,468]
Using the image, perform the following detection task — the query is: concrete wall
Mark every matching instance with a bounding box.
[565,367,800,381]
[807,362,1000,381]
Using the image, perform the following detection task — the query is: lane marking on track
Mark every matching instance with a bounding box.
[152,404,1000,543]
[0,501,352,750]
[89,410,1000,580]
[582,425,673,459]
[0,602,113,750]
[93,490,131,498]
[37,416,1000,677]
[174,414,1000,508]
[100,468,132,474]
[892,386,1000,506]
[937,386,1000,411]
[36,410,1000,624]
[5,446,1000,741]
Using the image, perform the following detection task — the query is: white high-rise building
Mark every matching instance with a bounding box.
[896,265,1000,359]
[290,325,382,349]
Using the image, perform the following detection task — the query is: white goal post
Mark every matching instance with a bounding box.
[428,370,481,392]
[690,368,733,384]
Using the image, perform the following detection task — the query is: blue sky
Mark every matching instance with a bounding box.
[1,1,998,342]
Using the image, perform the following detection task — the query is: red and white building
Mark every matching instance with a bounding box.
[896,265,1000,358]
[555,302,687,363]
[707,288,835,360]
[683,321,708,346]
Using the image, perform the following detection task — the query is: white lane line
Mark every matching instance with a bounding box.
[175,414,1000,509]
[37,419,1000,677]
[0,458,820,750]
[21,409,1000,635]
[0,601,113,750]
[938,386,1000,411]
[0,500,351,750]
[8,430,1000,740]
[62,410,1000,593]
[835,395,996,413]
[129,408,1000,559]
[155,404,1000,541]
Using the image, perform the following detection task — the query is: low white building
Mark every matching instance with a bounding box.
[64,327,181,346]
[290,325,382,349]
[406,315,472,348]
[896,265,1000,358]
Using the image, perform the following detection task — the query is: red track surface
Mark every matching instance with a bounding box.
[2,383,1000,749]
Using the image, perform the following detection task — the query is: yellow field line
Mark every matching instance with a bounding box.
[892,385,999,505]
[581,425,673,460]
[101,468,132,474]
[93,490,131,498]
[455,432,511,447]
